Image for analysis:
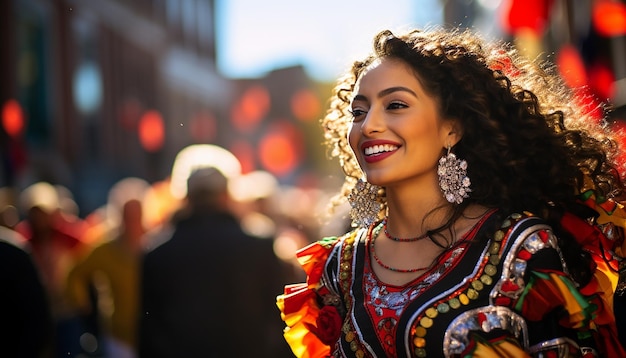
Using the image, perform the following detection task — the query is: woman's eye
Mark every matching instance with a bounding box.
[387,101,408,110]
[349,109,366,118]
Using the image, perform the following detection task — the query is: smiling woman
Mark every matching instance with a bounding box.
[276,27,626,357]
[348,59,454,191]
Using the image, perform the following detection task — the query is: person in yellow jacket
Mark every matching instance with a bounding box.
[67,178,148,358]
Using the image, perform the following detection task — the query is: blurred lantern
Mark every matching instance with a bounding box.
[138,110,165,152]
[501,0,555,35]
[259,120,302,177]
[231,85,270,132]
[593,1,626,37]
[2,99,25,138]
[290,89,321,122]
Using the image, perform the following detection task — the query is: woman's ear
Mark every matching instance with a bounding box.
[443,119,463,147]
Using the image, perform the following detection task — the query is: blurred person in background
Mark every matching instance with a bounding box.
[15,181,88,357]
[66,177,150,358]
[140,180,183,253]
[228,170,280,239]
[0,187,26,247]
[0,187,53,357]
[139,165,291,357]
[54,185,87,232]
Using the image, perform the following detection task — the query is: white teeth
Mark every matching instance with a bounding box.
[364,144,398,155]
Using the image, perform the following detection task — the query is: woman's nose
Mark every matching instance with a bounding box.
[360,108,385,136]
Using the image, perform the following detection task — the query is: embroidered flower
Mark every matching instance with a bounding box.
[305,305,343,345]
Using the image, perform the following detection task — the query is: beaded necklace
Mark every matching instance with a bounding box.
[371,222,432,273]
[382,217,430,242]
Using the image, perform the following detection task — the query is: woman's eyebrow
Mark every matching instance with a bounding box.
[352,86,418,103]
[377,86,417,98]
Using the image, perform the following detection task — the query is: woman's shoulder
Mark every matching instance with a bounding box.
[294,228,364,269]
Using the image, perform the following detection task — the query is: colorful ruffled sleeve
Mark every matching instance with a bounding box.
[576,189,626,295]
[276,236,343,358]
[460,212,626,357]
[515,211,626,356]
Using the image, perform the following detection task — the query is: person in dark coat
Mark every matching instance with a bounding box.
[139,167,290,357]
[0,201,53,358]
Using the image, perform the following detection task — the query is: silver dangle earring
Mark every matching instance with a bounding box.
[438,145,471,204]
[348,179,385,228]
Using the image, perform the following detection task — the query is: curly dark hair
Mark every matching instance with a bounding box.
[323,27,624,221]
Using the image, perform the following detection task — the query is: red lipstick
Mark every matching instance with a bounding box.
[360,140,400,164]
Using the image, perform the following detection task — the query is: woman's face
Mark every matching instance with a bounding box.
[348,58,457,189]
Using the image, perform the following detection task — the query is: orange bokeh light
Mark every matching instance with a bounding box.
[138,110,165,152]
[231,85,270,132]
[290,89,321,122]
[593,1,626,37]
[259,121,302,176]
[2,99,25,138]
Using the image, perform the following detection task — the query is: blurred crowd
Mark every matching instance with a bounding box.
[0,144,351,358]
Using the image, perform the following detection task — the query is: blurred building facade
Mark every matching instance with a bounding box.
[0,0,333,214]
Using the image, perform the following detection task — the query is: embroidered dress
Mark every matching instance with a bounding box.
[277,210,626,357]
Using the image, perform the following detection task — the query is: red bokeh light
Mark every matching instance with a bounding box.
[588,62,615,100]
[556,45,588,89]
[138,110,165,152]
[501,0,555,35]
[2,99,25,138]
[593,1,626,37]
[574,87,604,125]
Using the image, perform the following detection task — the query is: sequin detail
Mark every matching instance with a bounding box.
[409,212,525,356]
[443,306,528,356]
[491,219,559,305]
[338,229,369,356]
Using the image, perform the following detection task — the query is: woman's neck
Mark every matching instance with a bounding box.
[384,185,451,238]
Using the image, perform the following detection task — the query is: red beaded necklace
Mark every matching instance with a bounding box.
[382,218,430,242]
[370,223,432,273]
